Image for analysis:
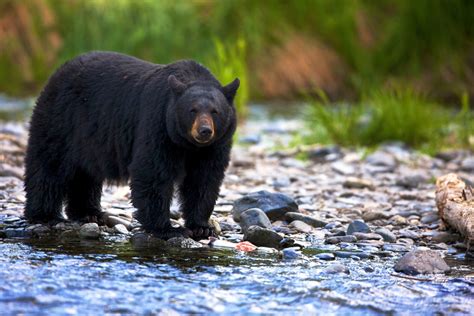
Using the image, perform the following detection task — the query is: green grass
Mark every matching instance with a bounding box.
[304,89,473,152]
[208,39,249,118]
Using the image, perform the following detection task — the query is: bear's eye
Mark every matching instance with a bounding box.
[211,109,218,115]
[190,109,197,114]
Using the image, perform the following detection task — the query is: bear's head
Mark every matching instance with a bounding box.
[167,75,239,147]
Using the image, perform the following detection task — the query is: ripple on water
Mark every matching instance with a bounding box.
[0,239,473,315]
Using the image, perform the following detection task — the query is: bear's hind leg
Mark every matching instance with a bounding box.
[65,170,103,223]
[24,171,66,224]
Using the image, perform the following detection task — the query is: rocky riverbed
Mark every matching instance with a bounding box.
[1,110,473,314]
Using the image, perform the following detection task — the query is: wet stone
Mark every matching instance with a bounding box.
[244,225,283,249]
[285,212,328,228]
[394,248,450,275]
[347,220,370,235]
[113,224,129,234]
[79,223,101,239]
[232,190,298,222]
[5,227,30,238]
[167,237,203,249]
[281,248,301,260]
[460,156,474,171]
[324,264,350,275]
[316,253,335,260]
[239,208,272,235]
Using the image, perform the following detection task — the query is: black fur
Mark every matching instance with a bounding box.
[24,51,238,240]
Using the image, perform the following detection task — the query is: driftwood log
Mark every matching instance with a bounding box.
[435,173,474,249]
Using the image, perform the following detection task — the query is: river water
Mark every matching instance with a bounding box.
[0,97,473,315]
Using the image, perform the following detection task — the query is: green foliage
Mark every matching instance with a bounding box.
[208,39,249,118]
[305,89,472,151]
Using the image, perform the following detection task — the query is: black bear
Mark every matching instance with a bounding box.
[24,51,239,240]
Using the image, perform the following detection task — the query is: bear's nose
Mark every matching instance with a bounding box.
[198,126,212,138]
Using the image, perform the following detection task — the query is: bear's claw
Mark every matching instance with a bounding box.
[189,226,217,240]
[153,226,193,240]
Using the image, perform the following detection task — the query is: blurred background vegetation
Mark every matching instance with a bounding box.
[0,0,473,150]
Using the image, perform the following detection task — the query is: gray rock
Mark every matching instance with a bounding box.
[239,208,272,234]
[0,164,23,179]
[307,146,341,162]
[375,228,397,243]
[244,225,283,248]
[396,174,428,189]
[239,134,261,144]
[331,161,355,175]
[32,225,51,236]
[324,263,350,274]
[398,229,420,240]
[316,253,335,260]
[347,220,370,235]
[394,248,450,275]
[285,212,327,228]
[104,215,131,229]
[79,223,100,239]
[113,224,129,234]
[431,232,459,243]
[383,243,409,252]
[421,213,439,224]
[5,228,30,238]
[289,220,313,233]
[167,237,203,249]
[365,151,397,168]
[232,191,298,221]
[325,235,357,244]
[362,210,389,221]
[282,248,301,259]
[460,157,474,171]
[353,232,383,241]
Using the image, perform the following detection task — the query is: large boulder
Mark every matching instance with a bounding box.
[233,191,298,222]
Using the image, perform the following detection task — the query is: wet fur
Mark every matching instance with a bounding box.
[24,51,237,239]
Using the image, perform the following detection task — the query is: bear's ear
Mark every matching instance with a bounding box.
[168,75,187,94]
[222,78,240,102]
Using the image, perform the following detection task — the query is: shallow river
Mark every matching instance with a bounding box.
[1,237,473,315]
[0,98,473,315]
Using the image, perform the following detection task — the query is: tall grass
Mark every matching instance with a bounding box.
[305,89,472,151]
[208,39,249,118]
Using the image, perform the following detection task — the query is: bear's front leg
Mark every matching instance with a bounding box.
[130,155,191,240]
[179,144,231,240]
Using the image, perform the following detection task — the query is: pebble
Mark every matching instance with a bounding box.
[239,208,272,234]
[288,220,313,233]
[398,229,420,240]
[232,190,298,221]
[347,220,370,235]
[79,223,100,239]
[343,177,374,190]
[365,151,397,168]
[420,213,439,224]
[281,248,301,260]
[285,212,328,228]
[375,228,397,243]
[362,210,388,222]
[396,174,428,189]
[324,263,350,274]
[167,237,203,249]
[315,253,335,260]
[325,235,357,244]
[430,231,459,243]
[353,232,383,241]
[382,243,409,252]
[460,156,474,171]
[394,248,450,275]
[331,161,355,175]
[390,215,408,225]
[113,224,129,234]
[244,225,283,248]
